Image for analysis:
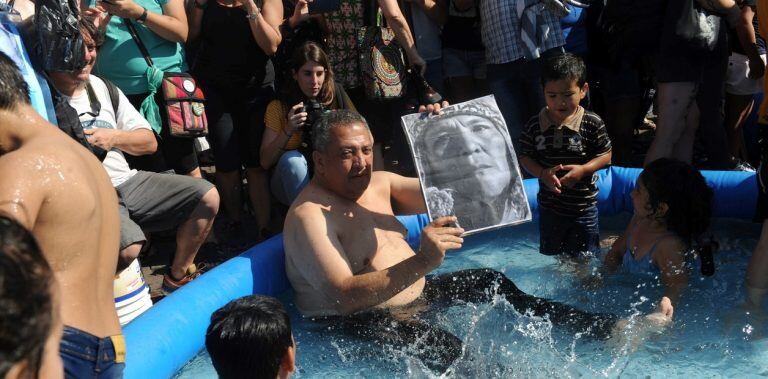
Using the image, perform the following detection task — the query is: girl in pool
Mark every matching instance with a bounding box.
[603,158,713,324]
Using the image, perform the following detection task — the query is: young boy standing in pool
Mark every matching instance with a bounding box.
[519,53,612,258]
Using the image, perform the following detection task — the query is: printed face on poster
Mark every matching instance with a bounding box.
[402,95,532,235]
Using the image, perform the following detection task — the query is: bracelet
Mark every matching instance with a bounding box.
[194,0,207,9]
[246,5,260,20]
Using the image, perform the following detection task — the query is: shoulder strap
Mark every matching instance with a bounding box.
[334,84,350,110]
[102,78,120,115]
[647,233,679,258]
[121,18,154,67]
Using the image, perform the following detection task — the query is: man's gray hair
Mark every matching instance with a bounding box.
[312,110,370,152]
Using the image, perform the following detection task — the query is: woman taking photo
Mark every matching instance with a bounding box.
[86,0,202,177]
[187,0,282,244]
[260,42,355,206]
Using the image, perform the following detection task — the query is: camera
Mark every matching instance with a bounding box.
[300,99,327,129]
[298,99,328,167]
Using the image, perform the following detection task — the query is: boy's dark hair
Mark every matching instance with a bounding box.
[0,52,31,110]
[640,158,713,244]
[206,295,293,379]
[0,216,54,377]
[540,53,587,87]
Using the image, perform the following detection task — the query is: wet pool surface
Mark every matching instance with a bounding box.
[175,214,767,378]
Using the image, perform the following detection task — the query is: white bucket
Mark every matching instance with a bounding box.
[114,259,153,325]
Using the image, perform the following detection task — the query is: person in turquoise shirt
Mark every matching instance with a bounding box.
[84,0,202,177]
[90,0,187,95]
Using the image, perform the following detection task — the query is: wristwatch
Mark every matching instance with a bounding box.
[135,7,148,24]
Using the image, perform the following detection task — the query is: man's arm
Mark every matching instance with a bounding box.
[84,128,157,156]
[378,0,427,74]
[386,172,427,215]
[0,155,44,230]
[286,207,461,315]
[84,86,158,156]
[734,4,766,79]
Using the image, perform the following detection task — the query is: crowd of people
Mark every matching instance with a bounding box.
[1,0,768,377]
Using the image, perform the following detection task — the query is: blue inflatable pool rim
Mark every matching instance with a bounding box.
[123,167,757,379]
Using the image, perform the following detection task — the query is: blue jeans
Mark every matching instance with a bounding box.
[487,59,544,151]
[60,326,125,379]
[270,150,310,206]
[538,206,600,258]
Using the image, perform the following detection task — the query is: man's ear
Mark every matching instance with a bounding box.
[279,345,296,378]
[313,151,323,174]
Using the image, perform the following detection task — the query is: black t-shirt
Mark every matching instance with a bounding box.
[729,0,767,55]
[192,0,272,87]
[441,0,483,51]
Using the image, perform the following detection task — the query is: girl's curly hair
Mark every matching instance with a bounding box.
[640,158,713,244]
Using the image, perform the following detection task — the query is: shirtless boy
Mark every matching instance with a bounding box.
[284,110,618,371]
[0,53,124,378]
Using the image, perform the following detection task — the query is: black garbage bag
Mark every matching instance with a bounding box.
[35,0,85,72]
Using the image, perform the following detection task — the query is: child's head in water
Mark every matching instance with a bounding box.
[206,295,295,379]
[540,53,588,125]
[633,158,714,244]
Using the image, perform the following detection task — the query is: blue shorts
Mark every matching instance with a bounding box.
[442,48,486,80]
[539,205,600,257]
[60,326,126,379]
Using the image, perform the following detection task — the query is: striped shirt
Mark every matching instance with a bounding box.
[520,107,611,216]
[479,0,566,64]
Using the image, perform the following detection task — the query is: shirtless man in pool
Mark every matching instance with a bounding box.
[0,53,124,377]
[284,110,618,371]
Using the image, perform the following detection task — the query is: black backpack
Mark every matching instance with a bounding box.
[51,76,120,162]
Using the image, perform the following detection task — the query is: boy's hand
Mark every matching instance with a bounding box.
[559,164,586,187]
[540,164,563,194]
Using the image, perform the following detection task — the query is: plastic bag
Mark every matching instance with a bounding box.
[676,0,721,51]
[35,0,85,72]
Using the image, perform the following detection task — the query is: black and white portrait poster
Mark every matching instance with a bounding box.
[402,95,532,235]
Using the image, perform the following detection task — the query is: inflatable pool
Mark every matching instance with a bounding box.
[123,167,757,379]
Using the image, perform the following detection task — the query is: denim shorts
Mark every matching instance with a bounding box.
[538,205,600,257]
[442,48,486,80]
[60,326,125,379]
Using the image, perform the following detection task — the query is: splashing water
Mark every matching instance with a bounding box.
[175,215,766,378]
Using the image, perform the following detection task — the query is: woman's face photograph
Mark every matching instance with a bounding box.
[422,114,512,200]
